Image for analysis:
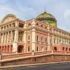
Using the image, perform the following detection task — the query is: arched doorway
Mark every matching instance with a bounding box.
[17,45,24,53]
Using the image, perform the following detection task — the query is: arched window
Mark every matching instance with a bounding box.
[28,46,30,52]
[36,23,38,26]
[36,35,38,42]
[45,26,47,29]
[4,26,6,29]
[18,45,23,53]
[41,36,43,44]
[12,30,15,41]
[66,48,68,51]
[0,46,1,53]
[9,24,11,27]
[1,27,3,30]
[45,38,47,44]
[13,23,15,27]
[45,47,47,51]
[41,25,43,27]
[62,47,64,51]
[36,46,38,51]
[69,48,70,51]
[28,35,30,40]
[19,23,24,28]
[28,23,31,27]
[54,47,57,51]
[18,31,23,42]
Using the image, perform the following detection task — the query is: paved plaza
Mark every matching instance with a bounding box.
[1,62,70,70]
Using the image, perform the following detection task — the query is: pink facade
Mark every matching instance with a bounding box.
[0,12,70,55]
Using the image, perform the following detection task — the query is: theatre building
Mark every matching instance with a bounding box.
[0,12,70,54]
[0,12,70,66]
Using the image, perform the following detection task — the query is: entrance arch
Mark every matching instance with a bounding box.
[17,45,24,53]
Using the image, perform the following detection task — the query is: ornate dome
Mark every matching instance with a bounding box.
[2,14,17,24]
[36,12,57,27]
[36,12,56,22]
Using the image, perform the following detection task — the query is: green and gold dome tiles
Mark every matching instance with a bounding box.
[36,12,54,19]
[36,12,57,27]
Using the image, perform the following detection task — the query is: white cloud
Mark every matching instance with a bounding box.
[64,9,70,20]
[0,5,20,22]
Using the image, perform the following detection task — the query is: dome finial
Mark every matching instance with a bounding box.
[44,7,46,13]
[43,5,47,13]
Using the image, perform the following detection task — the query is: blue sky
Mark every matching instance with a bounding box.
[0,0,70,32]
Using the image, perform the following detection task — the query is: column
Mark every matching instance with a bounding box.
[12,31,14,42]
[12,30,18,53]
[7,45,9,53]
[8,32,10,43]
[5,46,6,53]
[23,31,27,52]
[31,20,36,52]
[10,45,12,53]
[0,35,2,43]
[1,46,2,53]
[6,46,7,53]
[1,34,2,44]
[10,31,13,43]
[32,28,36,52]
[52,35,55,46]
[6,32,9,43]
[3,33,5,44]
[14,30,18,43]
[1,33,3,44]
[0,46,1,54]
[23,23,27,52]
[9,45,11,53]
[5,33,7,44]
[3,33,4,43]
[47,33,51,51]
[0,34,1,43]
[51,35,54,53]
[4,33,6,44]
[10,31,12,43]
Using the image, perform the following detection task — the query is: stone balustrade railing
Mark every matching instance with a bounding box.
[1,51,70,60]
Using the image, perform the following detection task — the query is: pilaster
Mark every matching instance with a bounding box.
[31,20,36,52]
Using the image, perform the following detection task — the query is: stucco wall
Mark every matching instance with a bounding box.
[1,54,70,66]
